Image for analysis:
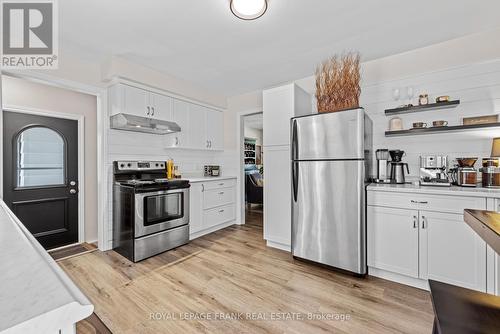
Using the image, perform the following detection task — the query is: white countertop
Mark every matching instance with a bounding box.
[183,176,237,183]
[0,201,93,334]
[367,182,500,198]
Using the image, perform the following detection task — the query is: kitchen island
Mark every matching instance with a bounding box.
[0,200,93,334]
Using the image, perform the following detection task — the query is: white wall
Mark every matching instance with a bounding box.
[226,29,500,178]
[2,75,99,242]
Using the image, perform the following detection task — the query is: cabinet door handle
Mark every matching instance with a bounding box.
[413,216,418,228]
[151,107,155,116]
[206,140,209,148]
[175,137,179,146]
[209,140,212,148]
[219,191,224,195]
[219,183,224,186]
[219,209,225,213]
[202,184,205,192]
[419,201,428,204]
[147,106,150,115]
[411,200,428,204]
[421,216,427,229]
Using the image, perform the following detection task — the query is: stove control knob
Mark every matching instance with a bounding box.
[120,163,125,168]
[127,163,132,167]
[155,163,159,167]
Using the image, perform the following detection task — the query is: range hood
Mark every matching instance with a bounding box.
[110,113,181,135]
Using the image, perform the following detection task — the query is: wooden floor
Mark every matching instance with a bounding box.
[60,208,434,333]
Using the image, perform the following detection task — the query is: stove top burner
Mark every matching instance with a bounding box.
[118,178,190,191]
[121,179,156,186]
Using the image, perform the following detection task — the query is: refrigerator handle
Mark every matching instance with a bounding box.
[292,161,299,202]
[291,119,298,160]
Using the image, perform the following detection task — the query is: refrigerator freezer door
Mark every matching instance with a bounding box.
[292,108,365,160]
[291,160,366,274]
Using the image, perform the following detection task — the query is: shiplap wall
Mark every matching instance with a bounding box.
[360,59,500,179]
[104,127,238,248]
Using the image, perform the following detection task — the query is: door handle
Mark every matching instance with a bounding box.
[291,119,298,160]
[421,215,427,229]
[292,161,299,202]
[413,216,418,228]
[147,106,150,115]
[70,181,77,186]
[69,189,77,194]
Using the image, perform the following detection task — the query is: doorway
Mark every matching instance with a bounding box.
[2,111,80,249]
[242,113,263,228]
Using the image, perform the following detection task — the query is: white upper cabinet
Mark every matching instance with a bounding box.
[206,108,224,150]
[166,99,190,148]
[188,104,208,149]
[109,83,172,120]
[263,83,311,147]
[150,92,173,121]
[109,83,224,151]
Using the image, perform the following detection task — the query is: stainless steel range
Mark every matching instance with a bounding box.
[112,161,190,262]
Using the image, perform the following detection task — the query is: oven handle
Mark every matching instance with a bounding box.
[135,188,188,199]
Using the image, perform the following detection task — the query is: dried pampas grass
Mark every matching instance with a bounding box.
[315,52,361,113]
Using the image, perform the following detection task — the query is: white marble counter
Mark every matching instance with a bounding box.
[367,182,500,198]
[183,176,237,183]
[0,201,93,334]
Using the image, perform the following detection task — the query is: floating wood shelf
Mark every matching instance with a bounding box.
[385,100,460,115]
[385,122,500,137]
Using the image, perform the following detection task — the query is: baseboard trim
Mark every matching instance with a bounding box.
[190,220,235,240]
[368,267,429,291]
[266,240,291,252]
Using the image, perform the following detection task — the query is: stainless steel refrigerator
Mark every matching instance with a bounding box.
[291,108,372,275]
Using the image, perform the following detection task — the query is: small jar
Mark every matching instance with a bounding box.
[419,94,429,105]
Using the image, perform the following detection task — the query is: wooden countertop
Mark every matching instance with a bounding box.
[429,280,500,334]
[464,209,500,254]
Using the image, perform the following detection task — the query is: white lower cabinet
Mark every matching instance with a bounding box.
[367,190,488,292]
[367,206,419,278]
[263,146,291,249]
[420,211,486,291]
[189,179,236,239]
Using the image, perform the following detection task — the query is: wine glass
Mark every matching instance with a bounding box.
[406,86,414,106]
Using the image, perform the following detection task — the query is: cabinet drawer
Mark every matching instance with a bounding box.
[203,178,236,190]
[203,204,235,229]
[367,191,486,214]
[204,187,235,209]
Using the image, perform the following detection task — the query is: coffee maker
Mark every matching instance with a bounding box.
[389,150,409,184]
[374,149,391,183]
[419,155,451,186]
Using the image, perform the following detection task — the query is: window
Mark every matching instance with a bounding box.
[16,127,65,188]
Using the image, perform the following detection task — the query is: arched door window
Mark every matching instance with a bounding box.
[16,126,66,188]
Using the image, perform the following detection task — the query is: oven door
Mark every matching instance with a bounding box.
[134,188,189,238]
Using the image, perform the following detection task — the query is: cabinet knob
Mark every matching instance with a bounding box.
[147,106,150,115]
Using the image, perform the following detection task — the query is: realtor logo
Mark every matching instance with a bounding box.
[2,0,58,68]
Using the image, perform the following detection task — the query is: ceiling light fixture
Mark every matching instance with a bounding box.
[230,0,268,20]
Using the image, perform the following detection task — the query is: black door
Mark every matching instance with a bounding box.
[3,111,79,249]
